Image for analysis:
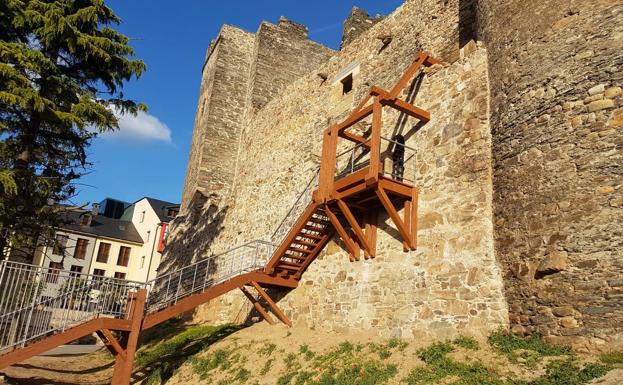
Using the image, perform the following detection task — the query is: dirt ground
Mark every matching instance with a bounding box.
[0,323,621,385]
[0,348,114,385]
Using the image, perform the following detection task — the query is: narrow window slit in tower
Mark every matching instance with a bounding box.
[341,73,353,95]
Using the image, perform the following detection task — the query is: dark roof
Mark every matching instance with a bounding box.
[61,211,144,244]
[143,197,180,223]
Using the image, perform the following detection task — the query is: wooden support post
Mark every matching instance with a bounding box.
[375,186,415,250]
[403,200,411,252]
[336,199,371,255]
[364,211,378,259]
[318,126,338,202]
[367,97,382,185]
[410,187,418,250]
[111,289,146,385]
[240,286,276,325]
[250,281,291,327]
[324,205,359,261]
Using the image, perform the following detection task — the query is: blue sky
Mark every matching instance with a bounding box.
[75,1,403,206]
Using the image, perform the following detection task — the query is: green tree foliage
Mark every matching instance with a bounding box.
[0,0,145,258]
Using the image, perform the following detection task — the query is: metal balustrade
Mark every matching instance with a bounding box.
[335,140,371,180]
[270,170,319,246]
[0,260,145,352]
[145,240,275,313]
[379,136,417,184]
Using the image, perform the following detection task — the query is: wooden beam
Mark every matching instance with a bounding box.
[339,130,370,147]
[324,205,359,261]
[410,187,418,250]
[336,199,371,255]
[403,200,411,252]
[354,90,373,113]
[379,178,412,198]
[364,211,378,259]
[389,52,428,98]
[250,281,292,327]
[375,186,415,250]
[240,286,276,325]
[366,97,382,184]
[142,271,297,330]
[96,329,126,359]
[0,318,129,370]
[382,98,430,122]
[111,289,146,385]
[336,105,373,134]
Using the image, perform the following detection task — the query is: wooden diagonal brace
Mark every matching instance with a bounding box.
[375,186,415,250]
[324,205,359,261]
[250,281,292,327]
[96,329,126,360]
[240,286,276,325]
[336,199,371,255]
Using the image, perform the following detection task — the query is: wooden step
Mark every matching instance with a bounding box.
[288,247,312,254]
[298,233,323,240]
[303,225,325,233]
[308,217,330,225]
[281,253,306,261]
[275,263,301,271]
[292,239,318,248]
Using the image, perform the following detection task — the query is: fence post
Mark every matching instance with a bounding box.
[111,288,146,385]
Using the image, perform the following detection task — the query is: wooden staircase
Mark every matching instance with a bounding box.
[0,51,440,385]
[266,203,334,279]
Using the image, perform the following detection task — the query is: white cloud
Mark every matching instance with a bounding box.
[101,110,172,143]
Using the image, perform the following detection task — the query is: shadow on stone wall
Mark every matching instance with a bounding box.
[158,192,229,275]
[459,0,477,48]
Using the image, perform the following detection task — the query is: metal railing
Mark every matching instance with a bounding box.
[379,136,417,184]
[0,260,145,352]
[270,170,319,246]
[0,163,337,354]
[145,240,275,313]
[335,139,371,180]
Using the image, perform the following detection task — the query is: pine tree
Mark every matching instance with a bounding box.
[0,0,146,259]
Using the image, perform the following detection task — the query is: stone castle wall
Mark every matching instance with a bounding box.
[167,0,623,349]
[180,20,334,210]
[477,0,623,350]
[176,0,509,341]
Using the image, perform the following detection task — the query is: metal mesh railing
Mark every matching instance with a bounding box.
[270,170,319,246]
[145,240,275,313]
[335,140,371,180]
[380,136,417,184]
[0,260,145,352]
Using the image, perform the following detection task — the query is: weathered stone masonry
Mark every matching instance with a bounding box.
[168,0,622,350]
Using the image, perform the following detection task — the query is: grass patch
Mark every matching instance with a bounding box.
[285,352,301,370]
[299,344,315,360]
[509,358,610,385]
[260,358,274,375]
[259,342,277,356]
[453,335,480,350]
[599,351,623,365]
[136,323,240,384]
[488,331,570,365]
[234,367,251,382]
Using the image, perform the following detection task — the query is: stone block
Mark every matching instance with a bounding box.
[588,84,605,95]
[604,87,622,98]
[588,99,615,112]
[552,306,574,317]
[536,251,568,277]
